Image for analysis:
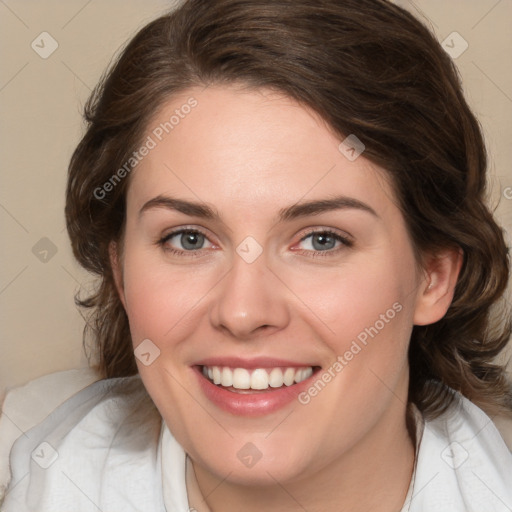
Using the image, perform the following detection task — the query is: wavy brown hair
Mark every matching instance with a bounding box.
[65,0,512,418]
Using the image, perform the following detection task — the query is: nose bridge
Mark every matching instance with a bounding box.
[209,241,289,339]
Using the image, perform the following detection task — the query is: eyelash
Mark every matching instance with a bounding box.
[156,227,353,258]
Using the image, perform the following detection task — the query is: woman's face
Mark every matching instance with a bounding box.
[114,85,433,485]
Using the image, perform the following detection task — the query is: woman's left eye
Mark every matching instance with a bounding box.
[295,230,352,256]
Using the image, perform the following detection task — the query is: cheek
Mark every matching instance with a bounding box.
[288,251,417,353]
[120,245,209,344]
[284,253,417,450]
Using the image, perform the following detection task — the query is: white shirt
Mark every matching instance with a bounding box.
[1,375,511,511]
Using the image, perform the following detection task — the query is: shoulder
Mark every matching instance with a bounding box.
[0,369,99,499]
[409,390,512,512]
[1,371,164,511]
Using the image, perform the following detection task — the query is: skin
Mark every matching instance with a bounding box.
[111,84,462,512]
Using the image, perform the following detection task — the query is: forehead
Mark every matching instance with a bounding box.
[126,85,397,219]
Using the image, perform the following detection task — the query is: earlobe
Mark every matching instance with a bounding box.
[109,241,126,309]
[413,247,463,326]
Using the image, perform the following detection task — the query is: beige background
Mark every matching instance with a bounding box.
[0,0,511,400]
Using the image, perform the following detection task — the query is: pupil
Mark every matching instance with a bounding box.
[313,233,334,251]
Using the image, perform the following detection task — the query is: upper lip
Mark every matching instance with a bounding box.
[194,357,320,369]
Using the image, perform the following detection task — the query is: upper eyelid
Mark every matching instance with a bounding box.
[298,226,352,241]
[161,226,213,239]
[160,225,349,238]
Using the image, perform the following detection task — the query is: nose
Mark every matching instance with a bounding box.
[209,248,290,340]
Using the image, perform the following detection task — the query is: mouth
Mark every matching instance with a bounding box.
[200,365,317,393]
[192,360,322,416]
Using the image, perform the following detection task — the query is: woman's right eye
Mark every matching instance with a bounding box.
[158,229,214,255]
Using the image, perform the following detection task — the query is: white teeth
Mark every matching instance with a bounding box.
[251,369,269,390]
[221,367,233,387]
[293,367,313,383]
[232,368,251,389]
[212,366,222,385]
[268,368,284,388]
[302,367,313,380]
[283,367,296,386]
[202,365,314,390]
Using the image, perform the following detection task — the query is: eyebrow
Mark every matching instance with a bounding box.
[138,194,378,222]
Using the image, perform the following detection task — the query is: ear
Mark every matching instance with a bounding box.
[109,240,126,309]
[413,247,463,326]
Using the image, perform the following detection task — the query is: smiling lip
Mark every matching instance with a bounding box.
[192,357,320,416]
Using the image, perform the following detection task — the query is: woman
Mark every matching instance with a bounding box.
[2,0,512,510]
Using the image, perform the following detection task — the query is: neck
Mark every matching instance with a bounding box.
[191,393,417,512]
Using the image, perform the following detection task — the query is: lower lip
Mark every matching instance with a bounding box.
[193,366,318,416]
